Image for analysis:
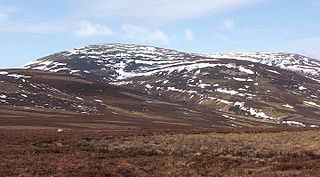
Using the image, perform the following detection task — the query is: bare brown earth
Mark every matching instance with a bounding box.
[1,126,320,177]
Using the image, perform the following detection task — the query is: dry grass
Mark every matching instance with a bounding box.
[1,128,320,177]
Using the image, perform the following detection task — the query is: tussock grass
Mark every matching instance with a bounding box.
[1,129,320,176]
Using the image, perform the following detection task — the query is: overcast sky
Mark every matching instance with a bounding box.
[0,0,320,68]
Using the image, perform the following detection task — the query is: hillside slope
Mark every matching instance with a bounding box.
[22,44,320,127]
[1,69,237,129]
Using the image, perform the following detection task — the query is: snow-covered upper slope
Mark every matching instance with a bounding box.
[24,44,195,69]
[24,44,202,81]
[24,44,320,81]
[206,52,320,79]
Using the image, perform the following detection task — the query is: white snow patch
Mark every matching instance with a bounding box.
[267,69,280,75]
[187,90,197,94]
[233,77,254,82]
[198,83,211,88]
[145,84,153,89]
[21,94,28,98]
[222,115,236,120]
[163,80,169,84]
[298,86,307,90]
[282,104,294,109]
[234,102,274,120]
[216,99,233,105]
[0,71,8,75]
[30,83,38,88]
[233,77,247,82]
[167,87,185,93]
[216,88,239,95]
[111,81,133,86]
[249,108,270,119]
[76,97,84,101]
[70,70,80,74]
[94,99,103,103]
[0,95,7,99]
[283,120,306,127]
[304,101,320,108]
[310,95,318,98]
[238,66,255,74]
[7,74,31,79]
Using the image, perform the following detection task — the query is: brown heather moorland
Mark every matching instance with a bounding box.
[1,127,320,177]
